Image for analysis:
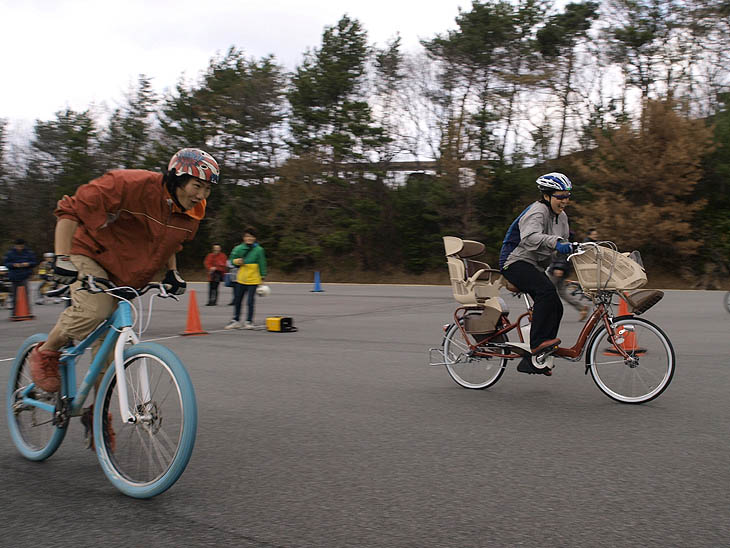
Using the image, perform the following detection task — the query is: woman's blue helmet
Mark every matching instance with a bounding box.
[536,172,572,193]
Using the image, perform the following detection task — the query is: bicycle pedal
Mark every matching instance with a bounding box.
[535,344,559,358]
[532,353,555,369]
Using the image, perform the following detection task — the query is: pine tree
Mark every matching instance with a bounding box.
[537,1,599,157]
[693,93,730,284]
[99,75,158,170]
[5,109,101,252]
[283,15,393,270]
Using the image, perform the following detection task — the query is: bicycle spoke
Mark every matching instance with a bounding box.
[133,425,158,479]
[145,425,175,468]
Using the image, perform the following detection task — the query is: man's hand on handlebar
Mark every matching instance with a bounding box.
[162,269,187,296]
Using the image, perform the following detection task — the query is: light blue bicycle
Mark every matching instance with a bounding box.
[6,277,197,498]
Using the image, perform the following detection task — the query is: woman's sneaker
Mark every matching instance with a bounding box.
[243,321,254,329]
[225,320,242,330]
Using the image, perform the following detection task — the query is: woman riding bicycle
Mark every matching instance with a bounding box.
[28,148,220,411]
[499,172,574,375]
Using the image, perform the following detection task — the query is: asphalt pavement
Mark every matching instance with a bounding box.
[1,282,728,547]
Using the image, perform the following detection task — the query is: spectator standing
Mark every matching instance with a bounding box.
[3,238,38,312]
[225,227,267,330]
[203,244,228,306]
[584,228,599,243]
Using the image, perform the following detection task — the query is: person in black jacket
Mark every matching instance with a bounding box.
[3,238,38,312]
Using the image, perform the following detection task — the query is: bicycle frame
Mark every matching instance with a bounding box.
[455,299,626,363]
[18,300,147,425]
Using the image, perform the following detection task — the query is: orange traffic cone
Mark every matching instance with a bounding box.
[604,297,645,355]
[180,289,207,336]
[10,285,34,321]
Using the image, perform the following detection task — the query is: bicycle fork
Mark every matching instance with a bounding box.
[113,327,151,424]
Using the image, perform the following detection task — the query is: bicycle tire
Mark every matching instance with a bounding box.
[587,316,675,404]
[94,342,198,498]
[443,322,507,389]
[6,333,68,461]
[724,292,730,314]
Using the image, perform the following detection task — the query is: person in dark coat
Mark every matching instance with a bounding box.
[3,238,38,312]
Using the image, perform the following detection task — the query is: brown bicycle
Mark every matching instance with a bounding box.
[430,240,674,404]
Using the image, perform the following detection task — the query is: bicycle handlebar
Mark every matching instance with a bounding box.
[44,276,178,301]
[44,285,71,298]
[567,241,603,260]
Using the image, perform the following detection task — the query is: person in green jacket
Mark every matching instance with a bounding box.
[225,227,267,329]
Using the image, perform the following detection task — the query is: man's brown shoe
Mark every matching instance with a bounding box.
[29,343,61,392]
[531,338,561,355]
[81,406,116,453]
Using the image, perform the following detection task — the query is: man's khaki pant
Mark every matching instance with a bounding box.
[56,255,117,360]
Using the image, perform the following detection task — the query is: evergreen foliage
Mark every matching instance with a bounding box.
[2,5,729,285]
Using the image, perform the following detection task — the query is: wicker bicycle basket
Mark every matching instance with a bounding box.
[570,244,647,291]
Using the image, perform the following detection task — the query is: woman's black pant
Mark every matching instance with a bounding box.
[501,260,563,349]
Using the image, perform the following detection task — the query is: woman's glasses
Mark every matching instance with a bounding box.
[552,193,571,200]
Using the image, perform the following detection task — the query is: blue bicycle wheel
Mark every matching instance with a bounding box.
[6,333,68,461]
[94,342,197,498]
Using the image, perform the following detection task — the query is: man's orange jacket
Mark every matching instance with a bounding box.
[55,169,205,289]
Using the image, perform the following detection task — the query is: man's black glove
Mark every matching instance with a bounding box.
[53,255,79,284]
[163,269,187,295]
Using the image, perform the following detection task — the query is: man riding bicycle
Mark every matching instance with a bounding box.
[28,148,220,421]
[499,172,574,375]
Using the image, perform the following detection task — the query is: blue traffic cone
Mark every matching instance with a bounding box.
[311,271,324,293]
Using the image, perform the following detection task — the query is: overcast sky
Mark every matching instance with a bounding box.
[1,0,469,130]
